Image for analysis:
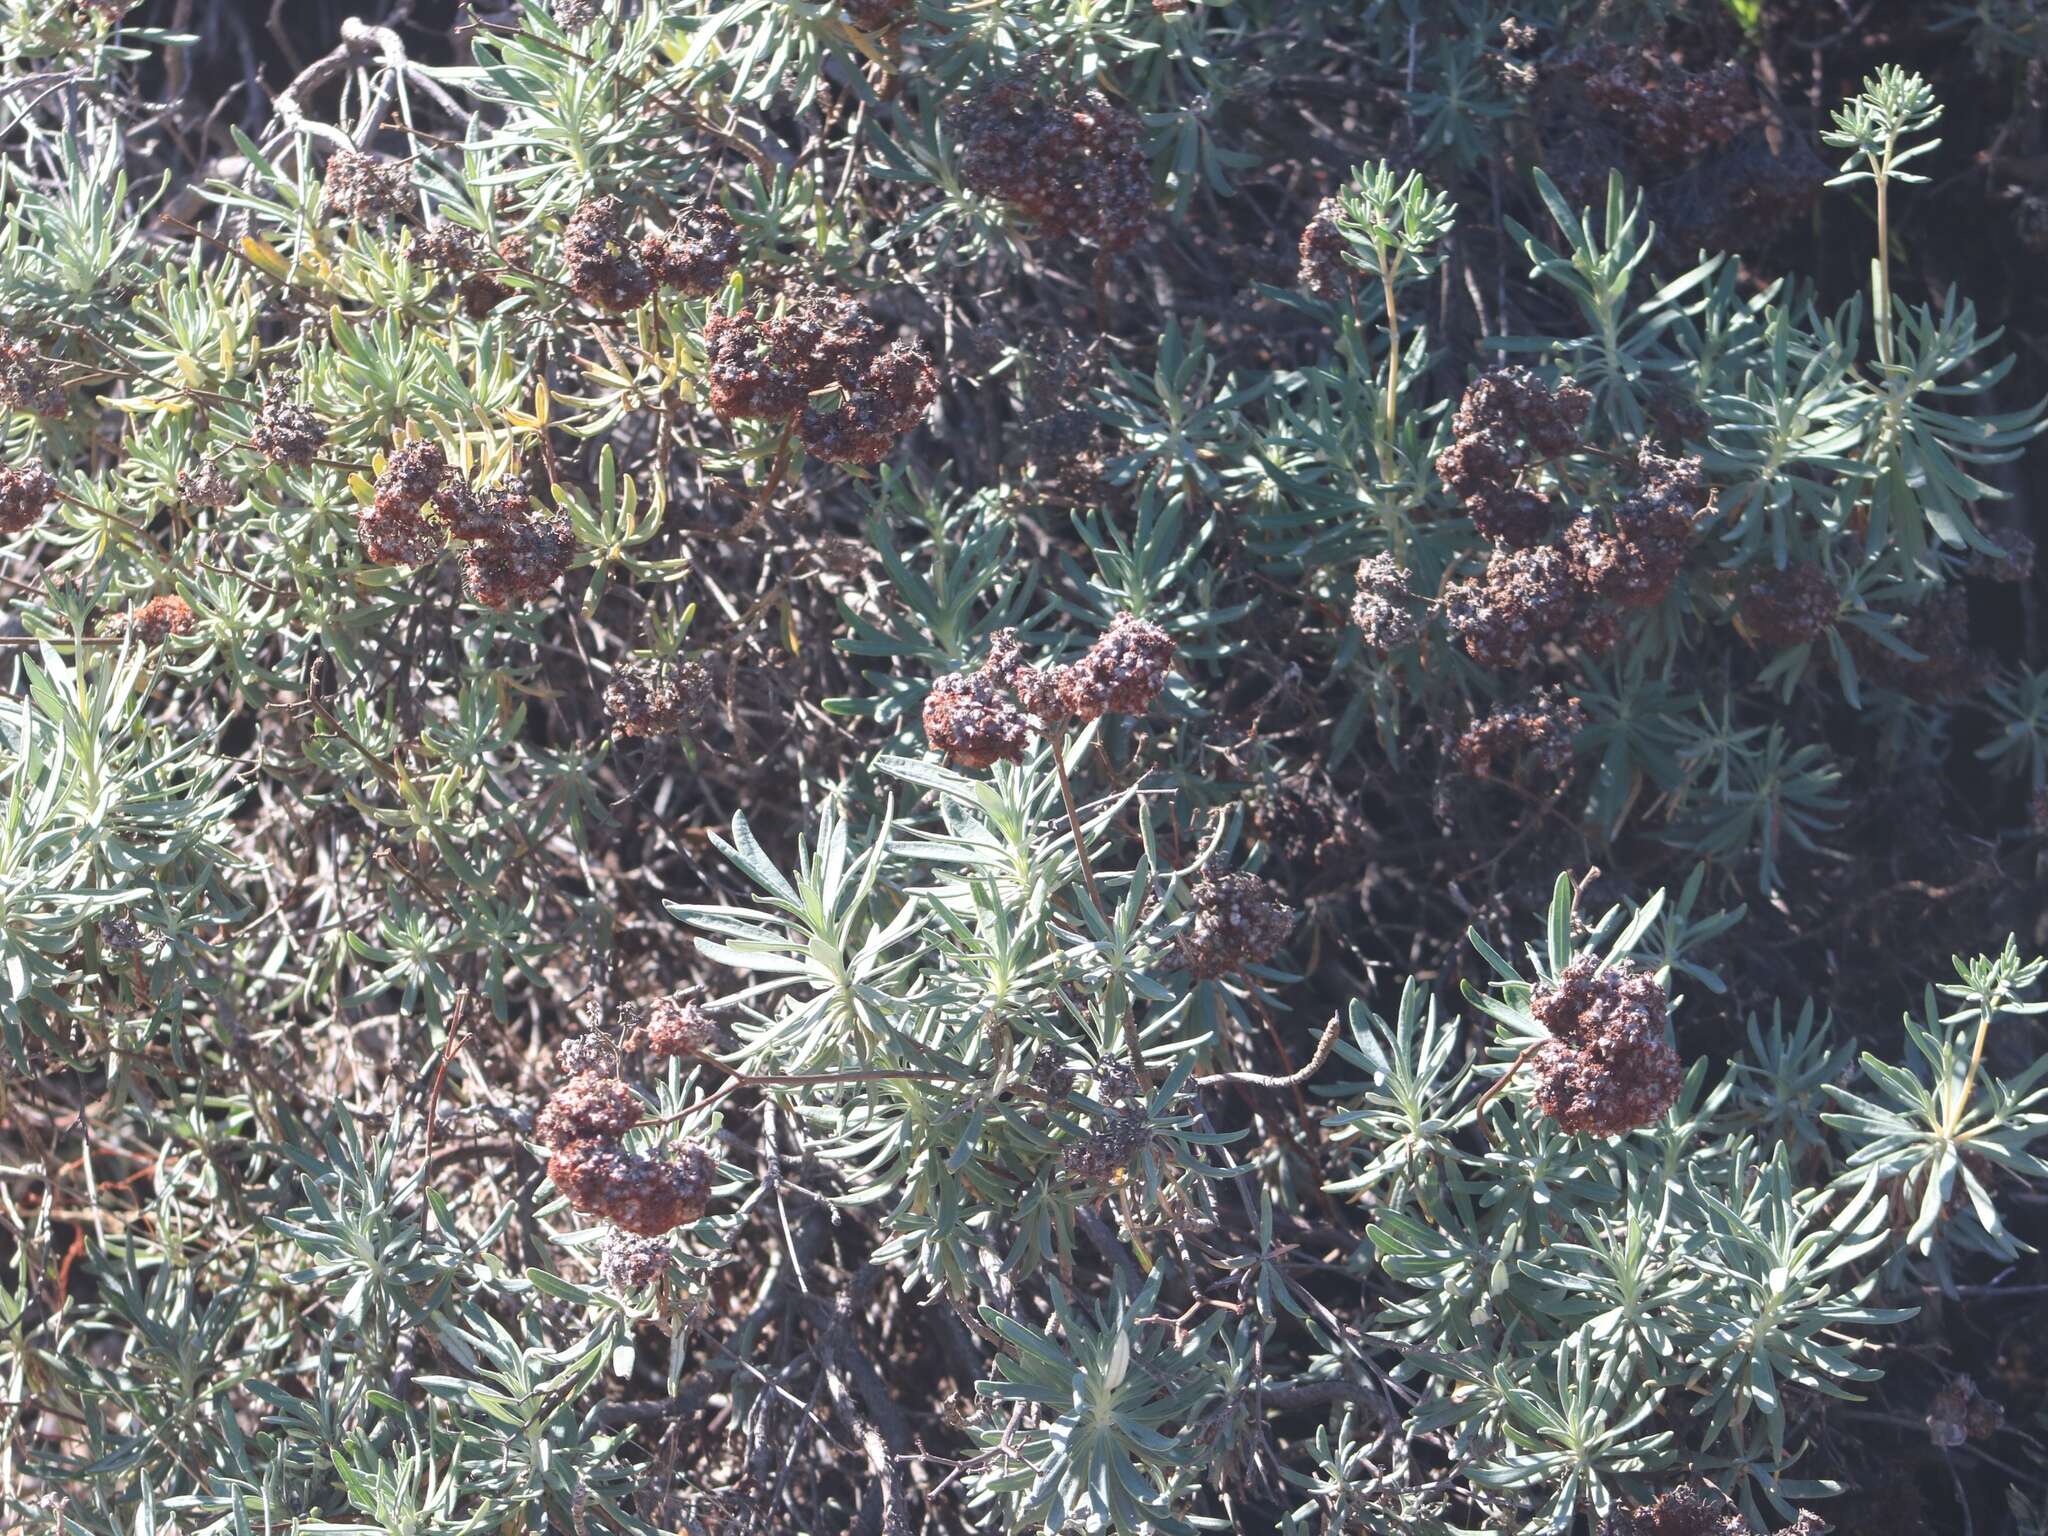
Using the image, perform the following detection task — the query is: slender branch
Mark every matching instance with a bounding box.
[1198,1012,1341,1089]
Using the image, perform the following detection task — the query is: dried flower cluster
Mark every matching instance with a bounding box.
[1570,49,1753,161]
[639,203,743,299]
[536,1072,714,1237]
[1924,1374,2004,1447]
[1436,368,1592,548]
[0,463,57,535]
[362,445,575,607]
[0,333,65,417]
[704,294,936,464]
[922,616,1175,768]
[1739,562,1837,649]
[597,1229,670,1291]
[563,196,742,312]
[956,79,1153,252]
[120,594,197,646]
[1529,956,1684,1136]
[250,381,328,469]
[1563,447,1706,610]
[1350,553,1421,651]
[1061,1105,1151,1181]
[1296,197,1348,298]
[605,657,714,738]
[177,462,237,510]
[1444,544,1582,669]
[635,995,716,1059]
[1849,589,1984,703]
[1175,863,1295,979]
[321,149,410,221]
[1456,687,1586,780]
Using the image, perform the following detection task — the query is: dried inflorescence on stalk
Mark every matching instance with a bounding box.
[636,995,716,1059]
[1600,1485,1752,1536]
[598,1229,670,1291]
[1925,1374,2003,1447]
[448,476,576,609]
[1175,863,1295,979]
[922,664,1034,770]
[322,149,411,221]
[639,203,741,298]
[1062,1105,1151,1181]
[1445,544,1581,668]
[605,658,714,739]
[552,0,605,22]
[360,441,451,566]
[1456,686,1585,780]
[1562,447,1706,610]
[0,333,67,417]
[563,196,655,312]
[535,1070,715,1236]
[1529,956,1684,1136]
[1350,552,1421,651]
[410,222,489,274]
[1436,368,1592,548]
[955,78,1153,252]
[1570,49,1753,161]
[704,294,935,462]
[534,1072,644,1149]
[547,1138,717,1236]
[0,463,58,534]
[842,0,911,30]
[251,381,328,469]
[923,617,1176,767]
[177,462,238,510]
[1297,197,1348,298]
[1053,612,1175,720]
[1849,589,1984,703]
[1739,562,1837,648]
[121,594,198,646]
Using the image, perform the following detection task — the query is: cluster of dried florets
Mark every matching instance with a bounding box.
[363,445,575,607]
[1562,447,1707,609]
[1456,686,1585,780]
[1569,49,1752,161]
[598,1229,669,1291]
[605,657,714,739]
[251,379,328,469]
[552,0,604,23]
[1603,1487,1824,1536]
[1528,956,1684,1136]
[631,995,717,1059]
[955,78,1152,252]
[0,463,58,535]
[1444,544,1582,669]
[1925,1374,2004,1447]
[1849,588,1984,703]
[1350,552,1422,651]
[922,616,1176,769]
[1249,777,1368,882]
[704,293,935,464]
[322,149,411,221]
[1062,1105,1151,1182]
[563,196,742,312]
[535,1071,714,1237]
[1175,863,1295,979]
[1445,446,1706,668]
[640,204,743,298]
[177,462,238,510]
[1297,197,1349,299]
[120,594,197,646]
[0,334,66,418]
[1739,562,1837,649]
[1436,368,1593,548]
